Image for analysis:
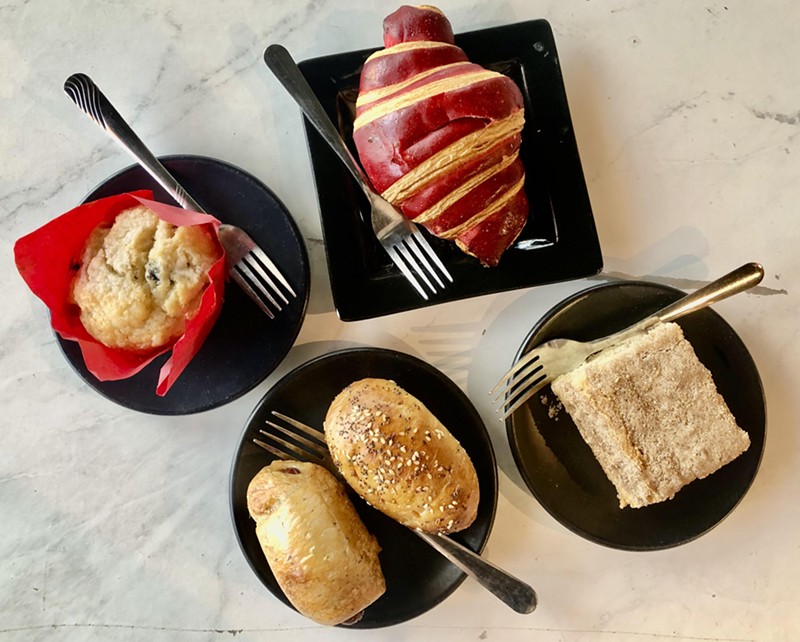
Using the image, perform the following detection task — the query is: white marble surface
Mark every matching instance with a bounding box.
[2,0,798,640]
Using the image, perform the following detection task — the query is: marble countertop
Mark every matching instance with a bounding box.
[2,1,798,640]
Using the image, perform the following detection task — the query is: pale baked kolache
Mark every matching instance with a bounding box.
[246,460,386,626]
[71,204,219,351]
[353,5,528,267]
[324,378,479,534]
[550,322,751,509]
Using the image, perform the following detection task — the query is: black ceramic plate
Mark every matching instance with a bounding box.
[57,155,309,415]
[230,348,498,627]
[506,281,766,550]
[293,19,602,321]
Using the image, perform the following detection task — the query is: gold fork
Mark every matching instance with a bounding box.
[254,410,537,614]
[491,262,765,419]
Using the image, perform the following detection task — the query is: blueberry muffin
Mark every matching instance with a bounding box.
[71,205,219,351]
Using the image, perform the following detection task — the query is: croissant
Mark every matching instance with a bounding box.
[353,5,528,267]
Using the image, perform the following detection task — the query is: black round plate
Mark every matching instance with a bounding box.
[57,155,309,415]
[230,348,498,628]
[506,281,766,551]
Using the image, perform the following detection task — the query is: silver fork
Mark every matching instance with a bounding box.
[255,410,537,614]
[63,72,296,319]
[263,44,453,300]
[492,262,765,419]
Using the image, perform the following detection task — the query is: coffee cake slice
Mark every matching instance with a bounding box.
[551,322,750,508]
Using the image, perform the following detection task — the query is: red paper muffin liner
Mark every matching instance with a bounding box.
[14,190,226,396]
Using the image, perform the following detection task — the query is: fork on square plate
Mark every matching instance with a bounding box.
[263,44,453,301]
[492,262,765,419]
[254,410,538,614]
[63,72,295,319]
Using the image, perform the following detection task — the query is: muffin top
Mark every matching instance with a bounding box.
[71,205,219,351]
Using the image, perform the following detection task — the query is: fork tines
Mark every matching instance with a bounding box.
[253,411,327,465]
[229,249,296,319]
[491,351,550,420]
[387,227,453,300]
[491,348,542,397]
[217,224,296,319]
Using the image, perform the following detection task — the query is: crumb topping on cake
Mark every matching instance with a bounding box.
[551,322,750,508]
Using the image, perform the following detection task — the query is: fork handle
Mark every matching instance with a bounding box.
[263,45,375,197]
[588,261,763,355]
[595,262,766,352]
[416,531,537,614]
[654,262,765,323]
[63,73,204,213]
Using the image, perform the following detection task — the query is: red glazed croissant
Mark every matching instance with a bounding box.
[353,5,528,267]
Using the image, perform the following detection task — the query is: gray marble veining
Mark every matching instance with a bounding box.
[2,0,799,640]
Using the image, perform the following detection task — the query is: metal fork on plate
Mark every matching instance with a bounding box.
[263,45,453,300]
[63,73,295,319]
[491,262,765,419]
[254,411,537,614]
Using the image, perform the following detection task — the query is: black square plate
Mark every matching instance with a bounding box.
[296,19,602,321]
